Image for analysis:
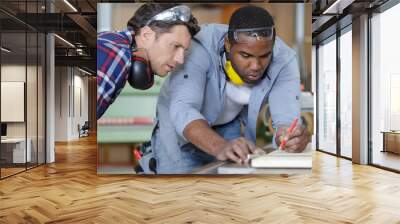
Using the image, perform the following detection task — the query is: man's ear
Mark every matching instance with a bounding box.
[139,26,156,44]
[224,37,232,60]
[224,36,231,54]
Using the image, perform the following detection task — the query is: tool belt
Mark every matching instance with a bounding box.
[133,141,157,174]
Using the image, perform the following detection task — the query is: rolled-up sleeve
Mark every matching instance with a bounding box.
[168,41,211,140]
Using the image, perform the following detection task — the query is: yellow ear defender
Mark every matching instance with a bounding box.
[225,60,244,86]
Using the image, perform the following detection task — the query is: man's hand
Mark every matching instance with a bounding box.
[215,137,257,164]
[183,120,262,164]
[276,123,310,153]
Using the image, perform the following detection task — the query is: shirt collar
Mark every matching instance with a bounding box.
[123,28,134,45]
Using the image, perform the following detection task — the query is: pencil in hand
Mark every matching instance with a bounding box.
[278,117,299,150]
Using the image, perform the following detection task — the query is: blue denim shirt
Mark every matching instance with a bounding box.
[141,24,301,174]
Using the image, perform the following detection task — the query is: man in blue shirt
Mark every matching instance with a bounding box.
[140,5,310,174]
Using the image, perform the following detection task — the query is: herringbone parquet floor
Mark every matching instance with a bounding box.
[1,135,400,223]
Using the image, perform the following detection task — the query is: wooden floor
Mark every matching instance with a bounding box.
[1,167,26,178]
[1,135,400,223]
[1,163,46,178]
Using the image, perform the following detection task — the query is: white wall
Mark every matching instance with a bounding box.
[55,66,68,141]
[54,67,89,141]
[72,72,89,138]
[97,3,113,32]
[1,65,33,138]
[1,64,26,81]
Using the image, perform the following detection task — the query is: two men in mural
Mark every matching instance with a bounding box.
[97,3,310,174]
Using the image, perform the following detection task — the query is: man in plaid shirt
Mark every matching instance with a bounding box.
[97,3,200,119]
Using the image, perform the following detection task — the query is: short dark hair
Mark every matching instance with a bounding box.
[127,3,200,37]
[228,5,275,43]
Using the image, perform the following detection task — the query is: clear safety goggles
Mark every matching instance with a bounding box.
[229,26,274,43]
[145,5,191,26]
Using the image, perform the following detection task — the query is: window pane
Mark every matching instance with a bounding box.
[340,29,352,158]
[371,3,400,171]
[27,31,38,169]
[1,31,27,177]
[38,32,45,165]
[318,37,337,154]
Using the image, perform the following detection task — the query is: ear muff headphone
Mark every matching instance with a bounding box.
[222,51,245,86]
[225,60,244,86]
[127,43,154,90]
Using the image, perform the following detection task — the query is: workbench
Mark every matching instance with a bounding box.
[381,131,400,154]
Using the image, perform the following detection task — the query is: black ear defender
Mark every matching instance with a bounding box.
[127,44,154,90]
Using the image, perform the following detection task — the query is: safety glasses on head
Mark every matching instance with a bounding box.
[229,26,274,43]
[145,5,191,26]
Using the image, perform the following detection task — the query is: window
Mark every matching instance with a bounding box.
[339,28,352,158]
[371,2,400,171]
[0,1,47,179]
[317,36,337,154]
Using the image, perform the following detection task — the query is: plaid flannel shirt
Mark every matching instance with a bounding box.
[97,29,133,119]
